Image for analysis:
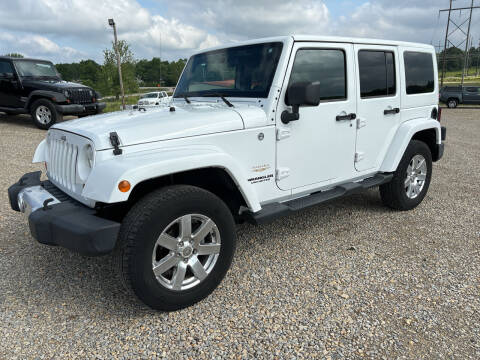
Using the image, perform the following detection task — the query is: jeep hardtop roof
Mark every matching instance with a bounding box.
[0,56,54,63]
[192,35,434,56]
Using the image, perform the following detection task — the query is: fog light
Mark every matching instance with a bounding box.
[17,192,26,213]
[118,180,131,193]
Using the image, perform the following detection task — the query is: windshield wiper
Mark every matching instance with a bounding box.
[204,93,234,108]
[183,95,191,104]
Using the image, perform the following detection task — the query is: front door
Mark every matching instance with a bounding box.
[464,87,480,104]
[276,42,357,191]
[0,60,21,108]
[354,45,401,172]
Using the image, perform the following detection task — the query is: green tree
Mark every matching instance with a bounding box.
[4,53,24,58]
[102,40,138,97]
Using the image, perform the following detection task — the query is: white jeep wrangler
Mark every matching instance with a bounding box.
[8,36,446,311]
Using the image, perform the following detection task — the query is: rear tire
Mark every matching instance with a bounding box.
[30,99,62,129]
[380,140,432,211]
[447,98,458,108]
[115,185,236,311]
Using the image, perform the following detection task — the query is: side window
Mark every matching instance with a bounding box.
[0,61,15,77]
[358,50,396,98]
[289,49,346,101]
[404,52,434,95]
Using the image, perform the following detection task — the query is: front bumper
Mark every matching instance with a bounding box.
[8,171,120,256]
[56,102,106,115]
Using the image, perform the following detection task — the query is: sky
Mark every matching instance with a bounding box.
[0,0,479,64]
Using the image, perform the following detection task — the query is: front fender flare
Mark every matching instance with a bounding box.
[82,145,262,212]
[27,90,67,108]
[380,118,441,172]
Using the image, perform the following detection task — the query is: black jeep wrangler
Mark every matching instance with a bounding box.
[0,56,105,129]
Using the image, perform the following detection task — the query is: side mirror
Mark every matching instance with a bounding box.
[281,81,321,124]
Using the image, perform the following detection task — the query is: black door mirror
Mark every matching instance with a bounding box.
[282,81,321,124]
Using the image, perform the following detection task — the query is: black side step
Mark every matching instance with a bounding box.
[243,173,393,225]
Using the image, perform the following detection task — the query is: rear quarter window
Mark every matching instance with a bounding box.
[404,52,435,95]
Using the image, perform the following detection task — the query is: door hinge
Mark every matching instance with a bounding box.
[357,118,366,129]
[354,152,365,163]
[276,167,290,180]
[276,128,291,141]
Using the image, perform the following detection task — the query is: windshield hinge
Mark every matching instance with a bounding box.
[109,132,123,155]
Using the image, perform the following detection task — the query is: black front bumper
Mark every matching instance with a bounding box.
[8,172,120,256]
[56,102,106,115]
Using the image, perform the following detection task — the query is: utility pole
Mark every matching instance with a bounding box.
[440,0,452,87]
[461,1,474,86]
[439,0,480,87]
[475,40,480,76]
[108,18,126,110]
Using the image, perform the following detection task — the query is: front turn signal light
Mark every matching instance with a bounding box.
[118,180,131,193]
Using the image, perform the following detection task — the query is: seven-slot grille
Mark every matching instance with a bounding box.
[69,88,92,104]
[47,138,78,191]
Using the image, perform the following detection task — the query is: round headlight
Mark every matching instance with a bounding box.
[63,90,69,98]
[77,144,95,182]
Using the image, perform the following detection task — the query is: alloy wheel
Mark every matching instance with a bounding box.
[152,214,221,291]
[404,154,427,199]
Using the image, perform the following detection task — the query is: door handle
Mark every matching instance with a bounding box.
[336,113,356,121]
[384,107,400,115]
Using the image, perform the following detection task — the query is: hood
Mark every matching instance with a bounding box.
[22,79,89,91]
[52,103,268,150]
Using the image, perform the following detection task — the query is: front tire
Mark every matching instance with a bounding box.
[30,99,62,129]
[115,185,236,311]
[380,140,432,211]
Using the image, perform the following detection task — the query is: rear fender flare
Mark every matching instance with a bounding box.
[380,118,441,172]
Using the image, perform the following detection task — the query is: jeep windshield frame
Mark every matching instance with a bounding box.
[13,59,61,80]
[174,42,283,99]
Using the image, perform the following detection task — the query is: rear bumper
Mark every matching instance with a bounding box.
[56,102,106,115]
[434,126,447,162]
[8,171,120,256]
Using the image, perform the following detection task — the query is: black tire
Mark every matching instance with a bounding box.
[380,140,432,211]
[115,185,236,311]
[447,98,458,108]
[30,98,62,129]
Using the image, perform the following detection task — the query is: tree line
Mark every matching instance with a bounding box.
[437,46,480,73]
[7,41,186,97]
[55,41,186,97]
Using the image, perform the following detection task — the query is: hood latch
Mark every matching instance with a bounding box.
[109,132,123,155]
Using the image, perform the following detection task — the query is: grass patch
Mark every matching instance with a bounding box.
[104,96,140,113]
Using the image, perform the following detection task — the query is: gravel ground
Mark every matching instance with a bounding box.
[0,110,479,359]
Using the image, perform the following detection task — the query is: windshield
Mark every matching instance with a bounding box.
[14,60,59,78]
[141,93,159,99]
[174,42,283,99]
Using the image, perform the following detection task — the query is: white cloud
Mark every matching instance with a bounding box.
[162,0,331,40]
[0,33,85,62]
[0,0,478,63]
[0,0,220,62]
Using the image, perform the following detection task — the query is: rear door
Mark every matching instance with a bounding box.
[354,45,400,172]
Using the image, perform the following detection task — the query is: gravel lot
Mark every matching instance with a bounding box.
[0,110,479,359]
